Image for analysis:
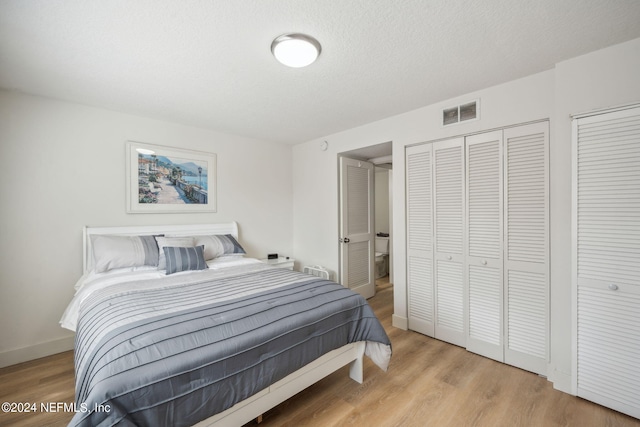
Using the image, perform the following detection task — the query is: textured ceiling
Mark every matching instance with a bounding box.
[1,0,640,144]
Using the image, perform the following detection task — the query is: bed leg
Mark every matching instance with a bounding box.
[348,342,366,384]
[256,414,263,424]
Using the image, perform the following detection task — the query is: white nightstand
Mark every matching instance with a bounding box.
[260,257,295,270]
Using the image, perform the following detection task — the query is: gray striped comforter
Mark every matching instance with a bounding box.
[70,264,391,426]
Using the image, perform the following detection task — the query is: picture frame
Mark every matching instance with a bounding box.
[126,141,217,213]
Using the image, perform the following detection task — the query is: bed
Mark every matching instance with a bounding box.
[60,222,391,426]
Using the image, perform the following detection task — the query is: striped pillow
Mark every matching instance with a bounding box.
[163,245,207,275]
[193,234,246,260]
[155,236,195,270]
[91,235,160,273]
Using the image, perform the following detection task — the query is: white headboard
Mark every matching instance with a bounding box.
[83,222,238,273]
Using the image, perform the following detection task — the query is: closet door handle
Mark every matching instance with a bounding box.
[482,260,487,265]
[447,255,452,260]
[609,284,619,291]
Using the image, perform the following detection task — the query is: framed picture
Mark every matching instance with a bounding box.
[126,141,217,213]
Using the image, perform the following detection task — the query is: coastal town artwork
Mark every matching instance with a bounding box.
[138,153,208,204]
[126,142,216,213]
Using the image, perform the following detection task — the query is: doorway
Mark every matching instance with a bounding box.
[338,142,393,298]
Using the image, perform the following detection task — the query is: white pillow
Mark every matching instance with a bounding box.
[155,236,195,270]
[91,235,160,273]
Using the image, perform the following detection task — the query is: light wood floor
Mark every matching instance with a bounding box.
[1,277,638,427]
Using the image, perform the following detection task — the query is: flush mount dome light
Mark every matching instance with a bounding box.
[271,33,321,68]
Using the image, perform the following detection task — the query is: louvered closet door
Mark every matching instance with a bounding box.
[406,144,434,336]
[433,138,466,347]
[503,122,549,375]
[574,106,640,419]
[465,131,504,362]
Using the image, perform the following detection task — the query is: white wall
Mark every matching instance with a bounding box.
[291,36,640,394]
[0,91,293,367]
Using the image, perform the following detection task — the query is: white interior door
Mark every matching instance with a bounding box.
[465,130,504,362]
[503,121,549,375]
[433,137,466,347]
[574,105,640,419]
[406,144,434,336]
[339,157,375,299]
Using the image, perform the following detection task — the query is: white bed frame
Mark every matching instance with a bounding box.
[83,222,366,426]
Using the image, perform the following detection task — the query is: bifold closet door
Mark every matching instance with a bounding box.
[433,138,466,347]
[406,123,548,374]
[406,144,434,336]
[574,105,640,419]
[503,122,549,375]
[465,131,504,362]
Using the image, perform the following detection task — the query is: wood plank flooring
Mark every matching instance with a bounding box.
[1,277,638,426]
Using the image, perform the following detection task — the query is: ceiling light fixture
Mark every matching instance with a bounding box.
[271,33,321,68]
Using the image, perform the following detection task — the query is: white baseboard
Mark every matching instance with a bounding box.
[392,314,408,330]
[547,364,574,395]
[0,336,75,368]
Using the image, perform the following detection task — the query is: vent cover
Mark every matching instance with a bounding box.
[443,100,479,126]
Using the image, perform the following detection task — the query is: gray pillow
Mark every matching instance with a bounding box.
[91,235,160,273]
[193,234,247,260]
[155,236,194,270]
[164,245,207,275]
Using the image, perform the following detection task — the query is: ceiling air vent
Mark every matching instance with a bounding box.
[442,99,479,126]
